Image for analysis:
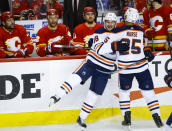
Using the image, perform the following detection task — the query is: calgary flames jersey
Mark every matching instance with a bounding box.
[36,24,74,56]
[142,5,172,50]
[73,23,102,55]
[0,24,32,58]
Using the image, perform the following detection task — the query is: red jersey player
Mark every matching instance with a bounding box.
[73,6,102,55]
[0,11,34,58]
[36,9,74,57]
[142,0,172,51]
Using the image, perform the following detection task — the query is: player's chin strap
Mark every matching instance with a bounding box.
[97,51,163,74]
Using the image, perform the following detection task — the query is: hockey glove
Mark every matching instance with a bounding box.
[36,45,47,57]
[145,28,156,39]
[111,39,129,52]
[164,71,172,88]
[88,38,93,48]
[48,42,63,54]
[24,44,34,55]
[144,47,154,62]
[14,49,25,57]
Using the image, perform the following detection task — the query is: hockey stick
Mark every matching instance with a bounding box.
[54,45,90,49]
[167,33,172,59]
[98,52,163,74]
[165,34,172,72]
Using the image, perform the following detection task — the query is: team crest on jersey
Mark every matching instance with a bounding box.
[5,37,21,51]
[48,36,64,45]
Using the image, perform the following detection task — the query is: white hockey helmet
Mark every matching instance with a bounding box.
[104,12,117,22]
[124,8,139,23]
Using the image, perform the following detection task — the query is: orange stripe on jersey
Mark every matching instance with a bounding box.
[95,42,103,51]
[148,103,159,108]
[118,60,146,67]
[89,51,114,64]
[73,60,86,73]
[82,105,92,111]
[120,104,130,107]
[62,83,71,92]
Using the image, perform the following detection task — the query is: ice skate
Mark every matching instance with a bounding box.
[152,113,163,128]
[77,116,87,131]
[49,96,61,107]
[122,111,131,131]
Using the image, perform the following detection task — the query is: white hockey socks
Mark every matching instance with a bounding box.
[79,90,99,120]
[141,90,160,116]
[119,89,131,116]
[54,74,82,99]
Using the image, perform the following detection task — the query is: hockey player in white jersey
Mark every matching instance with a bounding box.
[49,12,129,130]
[106,8,163,129]
[164,69,172,131]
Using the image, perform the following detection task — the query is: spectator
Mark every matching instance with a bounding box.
[36,9,74,57]
[12,0,43,20]
[40,0,63,19]
[142,0,172,51]
[72,6,101,55]
[0,11,34,58]
[12,0,29,19]
[63,0,97,36]
[29,0,43,19]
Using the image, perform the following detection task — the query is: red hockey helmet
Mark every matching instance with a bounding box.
[1,11,13,22]
[47,9,59,16]
[83,7,96,15]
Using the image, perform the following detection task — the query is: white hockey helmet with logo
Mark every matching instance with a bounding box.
[104,12,117,22]
[124,8,139,23]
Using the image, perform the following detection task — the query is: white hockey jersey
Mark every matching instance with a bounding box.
[108,25,148,74]
[86,27,117,71]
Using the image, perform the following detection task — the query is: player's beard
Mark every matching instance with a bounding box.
[87,21,94,24]
[49,22,57,28]
[4,23,14,31]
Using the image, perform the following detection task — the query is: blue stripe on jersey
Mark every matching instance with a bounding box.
[81,108,90,113]
[60,86,68,94]
[147,100,159,106]
[84,102,93,108]
[118,58,146,63]
[150,107,159,111]
[96,43,104,54]
[87,54,114,67]
[119,101,130,103]
[118,63,147,70]
[64,82,72,90]
[120,107,130,110]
